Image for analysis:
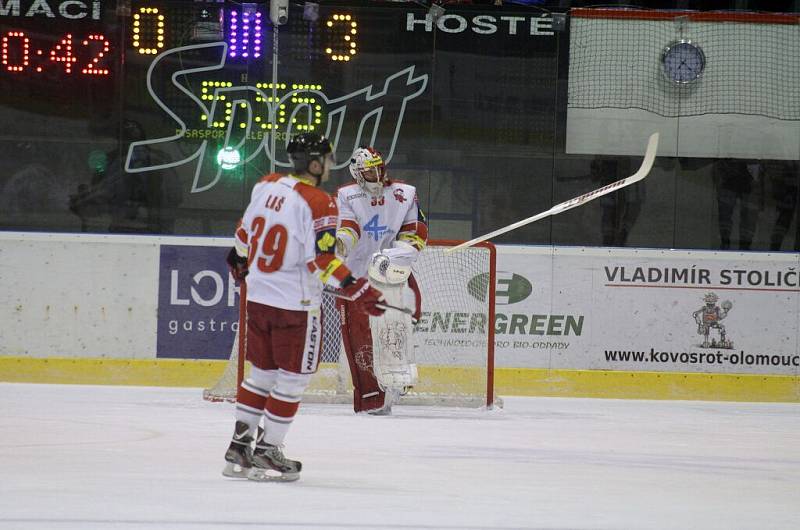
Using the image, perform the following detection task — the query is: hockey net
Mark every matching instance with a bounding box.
[203,240,499,408]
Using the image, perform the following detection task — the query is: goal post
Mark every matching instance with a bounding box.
[203,240,500,408]
[202,281,247,403]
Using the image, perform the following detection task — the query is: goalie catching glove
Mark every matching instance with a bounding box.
[341,276,386,317]
[226,247,249,283]
[368,241,418,285]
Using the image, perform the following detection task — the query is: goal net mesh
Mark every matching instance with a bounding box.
[203,240,499,408]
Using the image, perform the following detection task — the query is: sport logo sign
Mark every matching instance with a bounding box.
[125,42,428,193]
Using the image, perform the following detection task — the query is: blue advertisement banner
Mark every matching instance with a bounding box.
[157,245,239,359]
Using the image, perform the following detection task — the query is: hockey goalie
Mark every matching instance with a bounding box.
[335,146,428,414]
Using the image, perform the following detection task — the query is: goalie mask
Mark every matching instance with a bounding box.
[349,147,388,198]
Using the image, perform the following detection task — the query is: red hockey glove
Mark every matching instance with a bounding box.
[226,247,249,283]
[341,277,386,317]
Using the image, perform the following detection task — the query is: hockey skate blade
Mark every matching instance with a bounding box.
[222,462,251,479]
[247,467,300,483]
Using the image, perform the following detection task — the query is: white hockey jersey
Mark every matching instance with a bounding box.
[234,173,354,311]
[335,180,428,277]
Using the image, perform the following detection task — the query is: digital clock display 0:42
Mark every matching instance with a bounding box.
[1,30,111,75]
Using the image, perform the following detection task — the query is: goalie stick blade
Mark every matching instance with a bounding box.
[448,132,660,252]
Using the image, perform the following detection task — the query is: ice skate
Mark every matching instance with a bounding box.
[367,405,391,416]
[248,431,302,482]
[366,388,400,416]
[222,421,254,478]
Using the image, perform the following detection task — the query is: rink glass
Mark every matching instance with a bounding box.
[0,1,797,252]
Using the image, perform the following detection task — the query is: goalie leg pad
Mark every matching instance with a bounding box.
[369,280,418,393]
[338,299,388,413]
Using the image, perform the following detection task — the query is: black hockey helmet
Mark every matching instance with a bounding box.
[286,133,333,173]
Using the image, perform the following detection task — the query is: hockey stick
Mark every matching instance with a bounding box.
[447,132,660,252]
[323,287,416,318]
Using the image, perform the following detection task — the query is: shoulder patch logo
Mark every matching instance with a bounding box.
[317,231,336,252]
[393,189,406,203]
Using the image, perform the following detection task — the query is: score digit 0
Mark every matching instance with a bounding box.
[132,6,165,55]
[325,13,357,62]
[2,32,29,72]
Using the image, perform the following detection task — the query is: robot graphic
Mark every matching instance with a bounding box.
[692,292,733,349]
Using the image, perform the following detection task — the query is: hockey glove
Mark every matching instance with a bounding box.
[341,277,386,317]
[226,247,249,283]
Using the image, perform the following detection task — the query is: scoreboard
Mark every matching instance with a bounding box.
[0,1,365,74]
[0,0,560,202]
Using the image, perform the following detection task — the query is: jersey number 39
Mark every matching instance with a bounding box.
[249,216,288,273]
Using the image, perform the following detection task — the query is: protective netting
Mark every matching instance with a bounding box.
[204,241,499,408]
[568,9,800,119]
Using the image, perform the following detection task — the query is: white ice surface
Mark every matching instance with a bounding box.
[1,383,798,530]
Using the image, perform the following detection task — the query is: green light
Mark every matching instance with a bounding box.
[216,146,241,170]
[87,150,108,172]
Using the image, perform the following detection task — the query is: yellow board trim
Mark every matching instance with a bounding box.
[1,357,798,403]
[496,368,800,403]
[0,357,227,388]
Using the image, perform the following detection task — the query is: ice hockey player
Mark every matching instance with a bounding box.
[335,146,428,415]
[222,133,386,481]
